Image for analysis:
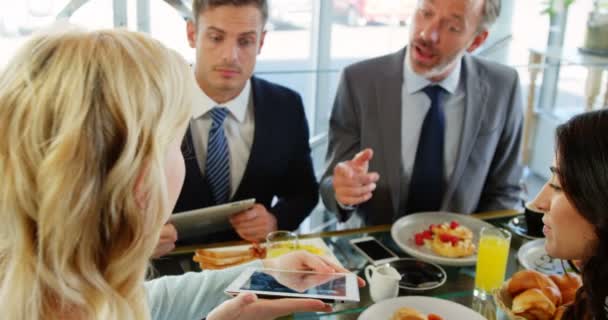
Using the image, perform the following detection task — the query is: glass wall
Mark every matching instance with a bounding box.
[1,0,604,229]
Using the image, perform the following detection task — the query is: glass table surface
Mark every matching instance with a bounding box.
[166,210,538,320]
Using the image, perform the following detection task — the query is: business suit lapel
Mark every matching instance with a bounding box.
[377,48,406,217]
[232,77,266,199]
[443,54,488,206]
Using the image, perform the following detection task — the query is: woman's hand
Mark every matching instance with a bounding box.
[206,292,332,320]
[263,251,366,287]
[207,251,366,320]
[264,269,342,292]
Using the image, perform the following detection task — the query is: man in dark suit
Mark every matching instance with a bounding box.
[154,0,317,255]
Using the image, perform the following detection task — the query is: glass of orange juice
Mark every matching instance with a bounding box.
[266,230,299,258]
[474,226,511,298]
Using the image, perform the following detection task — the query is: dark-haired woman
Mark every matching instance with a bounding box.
[530,109,608,320]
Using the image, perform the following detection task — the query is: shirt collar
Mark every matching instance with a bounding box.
[191,80,251,123]
[403,50,462,95]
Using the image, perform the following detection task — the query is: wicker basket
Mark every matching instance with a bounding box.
[493,280,528,320]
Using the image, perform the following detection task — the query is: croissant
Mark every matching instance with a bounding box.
[512,288,557,320]
[553,304,569,320]
[549,274,582,305]
[508,270,562,307]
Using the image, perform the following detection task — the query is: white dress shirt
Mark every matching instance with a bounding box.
[190,81,255,198]
[401,55,465,200]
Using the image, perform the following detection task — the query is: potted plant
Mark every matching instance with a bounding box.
[581,0,608,55]
[541,0,608,55]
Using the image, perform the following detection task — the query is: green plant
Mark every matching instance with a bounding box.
[541,0,577,15]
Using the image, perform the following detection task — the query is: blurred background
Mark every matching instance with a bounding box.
[2,0,607,231]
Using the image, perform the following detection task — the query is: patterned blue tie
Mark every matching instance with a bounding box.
[205,107,231,204]
[407,85,446,213]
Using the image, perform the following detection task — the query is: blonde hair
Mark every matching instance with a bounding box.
[0,26,193,319]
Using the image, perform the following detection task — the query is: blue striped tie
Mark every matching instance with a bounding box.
[205,107,231,204]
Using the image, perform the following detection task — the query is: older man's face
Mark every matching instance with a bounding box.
[407,0,488,80]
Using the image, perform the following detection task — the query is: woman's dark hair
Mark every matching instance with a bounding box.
[555,109,608,320]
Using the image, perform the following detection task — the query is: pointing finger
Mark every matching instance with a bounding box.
[351,148,373,167]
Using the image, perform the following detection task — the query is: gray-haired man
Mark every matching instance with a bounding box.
[321,0,523,225]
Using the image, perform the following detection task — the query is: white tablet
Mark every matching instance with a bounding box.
[170,198,255,239]
[225,267,360,303]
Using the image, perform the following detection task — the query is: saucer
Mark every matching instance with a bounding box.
[507,216,543,240]
[517,239,574,275]
[387,258,447,291]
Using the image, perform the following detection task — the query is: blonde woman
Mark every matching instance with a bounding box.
[0,27,359,320]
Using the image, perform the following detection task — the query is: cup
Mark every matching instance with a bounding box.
[524,202,544,237]
[365,264,401,302]
[474,227,511,299]
[266,230,299,258]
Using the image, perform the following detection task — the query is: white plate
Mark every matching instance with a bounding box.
[517,239,574,275]
[358,296,485,320]
[391,212,494,266]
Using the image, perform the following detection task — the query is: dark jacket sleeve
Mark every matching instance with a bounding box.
[268,93,319,231]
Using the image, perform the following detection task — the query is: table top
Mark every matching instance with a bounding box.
[166,209,539,320]
[529,45,608,67]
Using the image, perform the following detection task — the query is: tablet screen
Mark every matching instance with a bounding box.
[240,270,347,297]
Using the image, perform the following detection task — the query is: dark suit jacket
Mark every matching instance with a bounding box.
[174,77,319,244]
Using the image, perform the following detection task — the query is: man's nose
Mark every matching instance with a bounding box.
[419,21,440,44]
[220,42,239,62]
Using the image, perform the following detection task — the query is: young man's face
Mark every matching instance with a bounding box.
[407,0,488,80]
[187,4,266,102]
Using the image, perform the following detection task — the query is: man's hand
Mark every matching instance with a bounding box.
[229,204,277,242]
[152,223,178,258]
[206,292,331,320]
[333,148,380,206]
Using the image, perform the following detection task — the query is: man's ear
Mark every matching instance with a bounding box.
[187,20,197,49]
[467,29,488,53]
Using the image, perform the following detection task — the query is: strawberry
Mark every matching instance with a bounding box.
[414,233,425,246]
[428,314,444,320]
[439,233,459,243]
[422,230,433,239]
[450,220,459,229]
[428,224,435,232]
